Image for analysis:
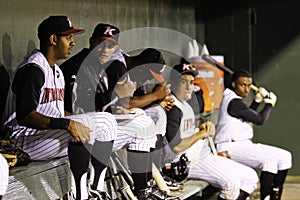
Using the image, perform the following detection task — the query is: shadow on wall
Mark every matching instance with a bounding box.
[26,40,36,60]
[2,33,12,76]
[2,33,36,77]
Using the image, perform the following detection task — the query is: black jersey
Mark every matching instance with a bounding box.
[60,48,127,113]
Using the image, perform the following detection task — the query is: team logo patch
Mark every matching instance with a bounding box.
[104,26,116,36]
[66,17,73,28]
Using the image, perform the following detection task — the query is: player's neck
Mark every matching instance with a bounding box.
[40,48,58,67]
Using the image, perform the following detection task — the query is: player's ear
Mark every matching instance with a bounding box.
[49,34,58,46]
[231,81,236,89]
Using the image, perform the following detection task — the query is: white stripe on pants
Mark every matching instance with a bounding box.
[116,114,157,152]
[188,154,258,199]
[145,105,167,136]
[11,112,117,160]
[216,140,292,174]
[173,140,258,200]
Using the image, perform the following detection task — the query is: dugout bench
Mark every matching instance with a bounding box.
[3,154,210,200]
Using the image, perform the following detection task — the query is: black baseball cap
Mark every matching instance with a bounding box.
[171,63,198,78]
[138,48,166,83]
[91,23,120,44]
[38,15,85,39]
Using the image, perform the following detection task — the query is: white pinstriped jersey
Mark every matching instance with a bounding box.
[166,95,258,199]
[171,94,210,159]
[215,88,253,144]
[173,95,197,139]
[2,50,65,133]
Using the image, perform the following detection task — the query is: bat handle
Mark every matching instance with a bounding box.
[208,136,218,162]
[250,84,259,92]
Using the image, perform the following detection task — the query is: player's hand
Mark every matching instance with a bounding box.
[153,84,171,100]
[68,120,91,143]
[255,87,269,103]
[199,121,215,138]
[159,96,175,111]
[264,92,277,107]
[115,81,137,98]
[259,87,269,98]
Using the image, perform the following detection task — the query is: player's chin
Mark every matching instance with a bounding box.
[63,51,72,59]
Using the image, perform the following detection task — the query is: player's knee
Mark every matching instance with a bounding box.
[221,183,240,200]
[280,149,292,170]
[221,178,241,199]
[242,169,259,194]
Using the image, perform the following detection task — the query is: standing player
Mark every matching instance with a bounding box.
[0,154,8,200]
[165,64,258,200]
[215,69,292,200]
[1,16,118,200]
[60,24,177,199]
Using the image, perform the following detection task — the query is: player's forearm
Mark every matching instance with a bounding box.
[128,93,158,109]
[19,110,51,129]
[172,132,205,153]
[19,110,69,130]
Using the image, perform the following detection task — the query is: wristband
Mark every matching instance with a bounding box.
[48,118,70,130]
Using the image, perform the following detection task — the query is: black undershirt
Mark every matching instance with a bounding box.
[166,105,183,149]
[228,98,272,125]
[12,64,44,122]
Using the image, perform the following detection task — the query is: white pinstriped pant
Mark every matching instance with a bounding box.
[176,140,258,200]
[144,105,167,136]
[216,140,292,174]
[0,154,9,196]
[113,112,158,152]
[11,112,117,161]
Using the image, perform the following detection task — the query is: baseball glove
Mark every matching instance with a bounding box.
[0,139,32,168]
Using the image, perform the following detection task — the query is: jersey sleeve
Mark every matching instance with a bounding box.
[12,64,45,122]
[105,60,127,90]
[166,106,183,149]
[228,98,272,125]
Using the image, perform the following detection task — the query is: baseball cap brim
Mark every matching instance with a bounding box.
[181,70,198,77]
[149,69,165,83]
[60,28,85,36]
[93,36,119,44]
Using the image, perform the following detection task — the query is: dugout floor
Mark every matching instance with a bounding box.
[190,176,300,200]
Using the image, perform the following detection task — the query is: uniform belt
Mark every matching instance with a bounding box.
[215,139,235,145]
[217,151,231,159]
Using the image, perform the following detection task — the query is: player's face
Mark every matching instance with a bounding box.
[233,76,252,98]
[55,34,75,59]
[174,74,194,102]
[92,39,118,64]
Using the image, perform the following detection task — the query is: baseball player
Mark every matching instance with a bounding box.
[164,64,258,200]
[60,24,175,199]
[0,154,9,200]
[215,69,292,200]
[110,48,175,168]
[1,16,119,200]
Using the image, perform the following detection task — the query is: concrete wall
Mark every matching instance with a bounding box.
[0,0,203,75]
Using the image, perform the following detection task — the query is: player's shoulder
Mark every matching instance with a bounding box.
[16,63,43,75]
[167,104,182,119]
[60,48,89,72]
[110,59,126,68]
[105,59,126,73]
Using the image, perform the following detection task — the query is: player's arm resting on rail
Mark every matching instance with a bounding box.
[228,98,272,125]
[127,84,171,109]
[166,107,209,154]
